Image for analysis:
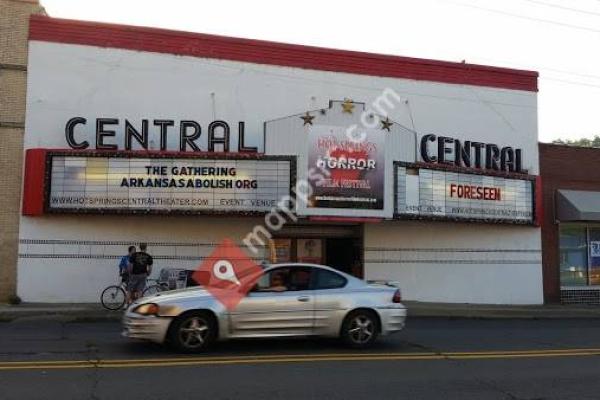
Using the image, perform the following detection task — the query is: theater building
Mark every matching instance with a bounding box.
[16,15,542,304]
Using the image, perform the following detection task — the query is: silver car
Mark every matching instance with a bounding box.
[122,263,407,352]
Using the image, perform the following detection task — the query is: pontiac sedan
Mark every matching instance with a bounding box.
[123,263,406,352]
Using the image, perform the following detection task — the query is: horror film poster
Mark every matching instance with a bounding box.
[307,125,385,210]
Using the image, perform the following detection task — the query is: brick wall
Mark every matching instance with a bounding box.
[0,0,45,302]
[539,143,600,302]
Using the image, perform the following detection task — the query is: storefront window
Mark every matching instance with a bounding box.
[588,228,600,285]
[559,226,588,286]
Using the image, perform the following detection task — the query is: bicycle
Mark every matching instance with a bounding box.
[100,278,168,310]
[143,278,169,297]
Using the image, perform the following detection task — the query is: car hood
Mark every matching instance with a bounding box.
[139,286,213,304]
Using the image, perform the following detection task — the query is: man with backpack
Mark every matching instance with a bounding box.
[128,243,154,302]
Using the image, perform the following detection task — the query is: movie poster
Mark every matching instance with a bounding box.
[307,125,385,210]
[297,239,323,264]
[589,237,600,285]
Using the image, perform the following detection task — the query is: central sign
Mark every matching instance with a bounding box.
[420,134,525,173]
[47,153,292,214]
[64,118,258,152]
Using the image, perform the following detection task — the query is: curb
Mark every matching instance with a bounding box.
[2,310,600,323]
[2,302,600,322]
[406,305,600,319]
[0,310,122,323]
[408,312,600,319]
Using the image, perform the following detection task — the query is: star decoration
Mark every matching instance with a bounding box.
[381,117,393,131]
[341,99,355,114]
[300,112,315,126]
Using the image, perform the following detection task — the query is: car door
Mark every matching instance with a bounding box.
[312,267,351,336]
[227,266,315,338]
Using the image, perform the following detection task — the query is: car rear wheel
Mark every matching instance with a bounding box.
[341,310,379,348]
[169,311,216,353]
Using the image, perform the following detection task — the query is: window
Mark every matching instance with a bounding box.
[559,226,588,286]
[589,228,600,285]
[254,267,312,292]
[313,269,347,290]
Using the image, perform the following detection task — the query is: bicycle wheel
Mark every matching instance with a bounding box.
[142,284,163,297]
[101,285,126,310]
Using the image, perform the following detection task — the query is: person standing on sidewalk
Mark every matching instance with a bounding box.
[128,243,153,302]
[119,245,136,303]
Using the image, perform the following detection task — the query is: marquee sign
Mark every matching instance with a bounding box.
[45,153,293,214]
[395,163,534,223]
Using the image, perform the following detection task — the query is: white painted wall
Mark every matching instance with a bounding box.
[25,41,539,172]
[364,221,543,304]
[17,215,266,302]
[19,40,541,303]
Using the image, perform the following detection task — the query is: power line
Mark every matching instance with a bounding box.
[468,55,600,83]
[521,0,600,17]
[542,76,600,89]
[530,66,600,81]
[445,0,600,34]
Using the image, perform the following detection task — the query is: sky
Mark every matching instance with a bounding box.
[40,0,600,143]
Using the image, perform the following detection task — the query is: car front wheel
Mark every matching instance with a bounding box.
[169,311,216,353]
[341,310,379,348]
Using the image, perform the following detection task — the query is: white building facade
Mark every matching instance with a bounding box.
[18,15,542,304]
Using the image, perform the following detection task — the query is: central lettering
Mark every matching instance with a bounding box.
[420,134,525,173]
[64,118,258,153]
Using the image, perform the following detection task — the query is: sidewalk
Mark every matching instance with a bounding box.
[0,303,118,322]
[1,301,600,322]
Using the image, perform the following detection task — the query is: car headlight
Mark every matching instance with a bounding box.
[132,303,159,316]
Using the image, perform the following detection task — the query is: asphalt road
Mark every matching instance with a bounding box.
[1,318,600,400]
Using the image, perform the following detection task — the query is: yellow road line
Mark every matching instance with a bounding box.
[445,348,600,356]
[6,347,597,366]
[0,352,438,366]
[1,348,600,371]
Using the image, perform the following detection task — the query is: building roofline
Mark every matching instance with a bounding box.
[540,142,600,151]
[29,15,538,92]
